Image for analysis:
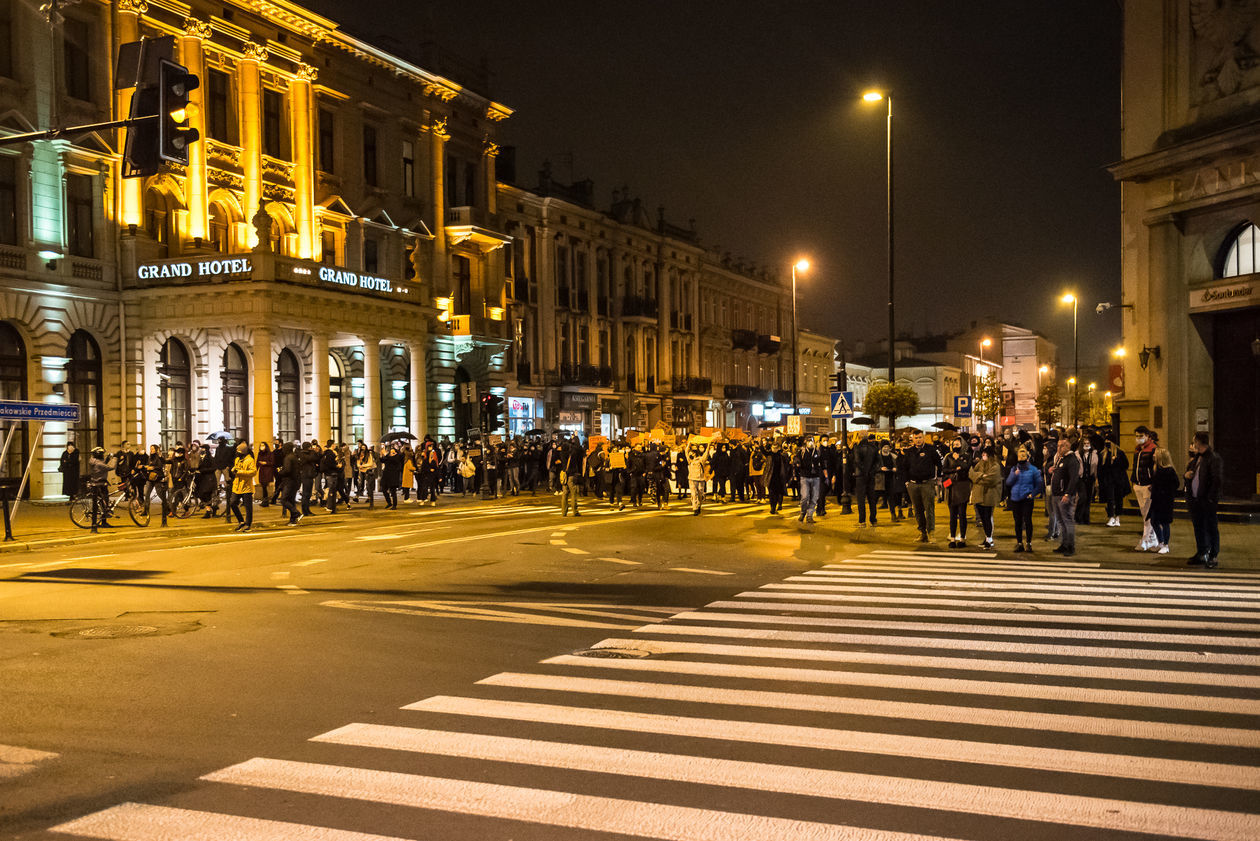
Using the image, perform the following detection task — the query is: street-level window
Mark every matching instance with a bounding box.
[0,322,27,481]
[1222,223,1260,277]
[276,349,301,442]
[0,156,17,245]
[329,353,344,443]
[401,139,415,197]
[222,344,248,442]
[206,69,233,142]
[158,338,191,452]
[318,108,336,174]
[63,17,92,101]
[262,88,285,158]
[67,173,94,258]
[66,330,102,455]
[363,124,378,187]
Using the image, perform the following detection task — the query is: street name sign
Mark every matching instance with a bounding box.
[953,395,973,418]
[0,401,80,423]
[830,391,855,419]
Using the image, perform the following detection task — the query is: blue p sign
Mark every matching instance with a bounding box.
[954,395,973,418]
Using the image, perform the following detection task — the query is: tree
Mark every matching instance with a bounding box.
[1035,381,1062,428]
[863,382,920,432]
[973,373,1005,431]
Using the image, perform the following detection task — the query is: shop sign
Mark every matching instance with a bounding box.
[137,256,252,279]
[558,410,585,424]
[317,266,393,293]
[561,392,599,409]
[508,397,534,418]
[1189,279,1257,313]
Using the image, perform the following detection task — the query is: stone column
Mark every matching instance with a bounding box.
[180,18,212,242]
[290,63,318,259]
[410,343,428,436]
[362,337,382,443]
[311,333,330,442]
[238,42,268,248]
[252,328,274,445]
[482,137,499,214]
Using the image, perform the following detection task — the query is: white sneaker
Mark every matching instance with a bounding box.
[1157,545,1170,554]
[1134,542,1147,551]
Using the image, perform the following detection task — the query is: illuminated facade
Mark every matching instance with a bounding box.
[0,0,512,497]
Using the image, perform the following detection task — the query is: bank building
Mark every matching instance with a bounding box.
[0,0,807,499]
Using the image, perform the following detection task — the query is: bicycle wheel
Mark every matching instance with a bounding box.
[69,497,93,529]
[128,495,150,527]
[171,486,195,519]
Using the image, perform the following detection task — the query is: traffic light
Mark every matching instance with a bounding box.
[158,58,199,165]
[480,394,503,432]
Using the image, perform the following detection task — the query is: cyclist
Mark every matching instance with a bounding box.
[86,447,115,533]
[142,444,171,527]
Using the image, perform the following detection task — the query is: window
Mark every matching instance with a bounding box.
[599,329,610,369]
[578,324,589,364]
[276,349,300,442]
[206,69,232,142]
[363,237,378,274]
[318,108,335,173]
[363,124,377,187]
[65,330,102,455]
[1222,223,1260,277]
[401,139,415,197]
[446,154,458,206]
[63,17,91,101]
[66,173,94,258]
[560,321,571,366]
[222,344,248,442]
[464,158,476,207]
[453,255,472,314]
[0,156,16,245]
[321,229,337,266]
[0,322,27,481]
[209,202,231,252]
[262,88,284,157]
[0,0,12,79]
[158,338,191,451]
[329,353,343,443]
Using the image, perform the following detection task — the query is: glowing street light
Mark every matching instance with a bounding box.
[790,258,810,414]
[1113,346,1126,358]
[862,89,895,384]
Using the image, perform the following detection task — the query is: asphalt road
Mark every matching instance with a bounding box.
[2,493,1258,841]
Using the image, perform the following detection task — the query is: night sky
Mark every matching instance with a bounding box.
[305,0,1123,367]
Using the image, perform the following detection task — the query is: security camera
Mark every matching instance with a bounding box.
[1096,302,1113,314]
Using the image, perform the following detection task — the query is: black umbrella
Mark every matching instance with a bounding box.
[206,430,233,440]
[380,431,417,443]
[932,421,958,432]
[850,417,874,426]
[525,428,546,436]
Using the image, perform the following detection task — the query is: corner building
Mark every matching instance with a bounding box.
[0,0,513,497]
[1113,1,1260,498]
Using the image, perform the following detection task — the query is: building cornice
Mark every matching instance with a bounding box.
[1110,119,1260,182]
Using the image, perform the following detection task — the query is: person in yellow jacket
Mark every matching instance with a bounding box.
[229,441,258,533]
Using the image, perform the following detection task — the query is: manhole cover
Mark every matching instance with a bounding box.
[573,647,652,659]
[60,625,161,639]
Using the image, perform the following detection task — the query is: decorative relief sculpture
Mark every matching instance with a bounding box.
[242,41,270,63]
[1191,0,1260,102]
[252,200,272,252]
[183,17,213,39]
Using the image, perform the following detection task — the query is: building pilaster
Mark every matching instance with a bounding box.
[362,337,382,443]
[252,327,274,445]
[430,116,449,296]
[116,0,146,228]
[180,18,212,242]
[238,42,267,247]
[410,343,428,437]
[311,333,329,442]
[290,63,318,259]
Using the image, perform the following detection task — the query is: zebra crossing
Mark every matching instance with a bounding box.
[51,551,1260,841]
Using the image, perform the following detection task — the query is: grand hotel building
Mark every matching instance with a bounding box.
[0,0,819,500]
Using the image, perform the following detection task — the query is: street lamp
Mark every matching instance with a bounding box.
[1088,382,1096,424]
[1061,292,1079,426]
[862,89,895,385]
[790,258,810,415]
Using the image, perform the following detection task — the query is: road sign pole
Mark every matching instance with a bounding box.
[9,423,43,529]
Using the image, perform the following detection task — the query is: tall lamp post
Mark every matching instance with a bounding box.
[863,90,895,385]
[1061,292,1079,426]
[790,258,809,415]
[979,337,992,433]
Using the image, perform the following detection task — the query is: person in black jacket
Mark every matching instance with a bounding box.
[1185,431,1224,568]
[560,437,585,516]
[792,436,828,526]
[1048,437,1081,556]
[904,430,941,542]
[852,433,880,527]
[277,443,303,525]
[59,442,81,500]
[1148,448,1180,556]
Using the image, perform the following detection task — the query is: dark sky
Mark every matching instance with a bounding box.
[306,0,1123,366]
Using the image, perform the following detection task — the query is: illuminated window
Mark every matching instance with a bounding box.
[0,322,27,482]
[0,156,17,245]
[66,173,94,258]
[318,108,336,174]
[63,17,91,101]
[262,88,285,158]
[206,69,233,142]
[363,123,377,187]
[276,349,301,442]
[66,330,102,455]
[222,344,248,441]
[1222,223,1260,277]
[158,338,191,451]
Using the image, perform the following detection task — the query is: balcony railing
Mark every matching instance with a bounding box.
[757,334,781,355]
[621,295,658,319]
[672,376,712,395]
[724,384,770,402]
[559,363,613,388]
[731,328,758,351]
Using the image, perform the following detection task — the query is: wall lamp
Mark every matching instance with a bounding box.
[1251,337,1260,358]
[1138,345,1161,370]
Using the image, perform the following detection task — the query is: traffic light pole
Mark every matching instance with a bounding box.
[0,115,156,147]
[838,358,852,514]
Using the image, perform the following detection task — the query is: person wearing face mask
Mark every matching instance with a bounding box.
[969,444,1001,549]
[942,438,973,548]
[1075,435,1099,524]
[904,429,942,542]
[1005,446,1043,552]
[1131,425,1158,551]
[792,436,828,525]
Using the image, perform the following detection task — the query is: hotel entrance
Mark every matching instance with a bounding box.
[1211,306,1260,498]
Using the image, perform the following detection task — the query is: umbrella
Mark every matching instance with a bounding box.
[380,431,417,443]
[850,417,874,426]
[932,421,958,432]
[525,428,546,436]
[206,430,233,440]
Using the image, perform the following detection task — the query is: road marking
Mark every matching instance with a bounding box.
[202,757,966,841]
[50,802,412,841]
[726,593,1260,633]
[669,567,734,576]
[277,585,309,595]
[652,611,1260,648]
[0,744,58,781]
[598,557,642,565]
[321,599,675,629]
[860,549,999,560]
[550,531,566,537]
[540,653,1260,715]
[478,672,1260,747]
[63,553,119,561]
[0,562,33,569]
[823,563,1260,584]
[631,621,1260,666]
[404,694,1259,789]
[800,572,1260,597]
[292,558,327,566]
[561,547,590,555]
[353,533,406,541]
[313,723,1258,838]
[549,539,567,545]
[270,571,290,580]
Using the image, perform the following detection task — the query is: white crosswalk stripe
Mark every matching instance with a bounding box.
[51,552,1260,841]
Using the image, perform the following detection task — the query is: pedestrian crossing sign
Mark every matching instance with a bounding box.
[954,395,973,418]
[830,391,855,419]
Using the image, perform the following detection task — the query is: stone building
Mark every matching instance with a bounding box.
[1112,0,1260,497]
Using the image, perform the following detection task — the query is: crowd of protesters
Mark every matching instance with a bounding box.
[66,421,1225,567]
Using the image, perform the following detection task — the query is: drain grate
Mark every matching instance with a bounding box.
[572,647,651,659]
[59,625,161,640]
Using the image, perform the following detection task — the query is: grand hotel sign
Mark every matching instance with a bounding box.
[136,257,399,296]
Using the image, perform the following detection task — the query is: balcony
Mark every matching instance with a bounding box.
[731,328,758,351]
[559,363,613,388]
[672,376,713,395]
[445,206,512,251]
[621,295,658,319]
[757,334,781,355]
[724,384,770,402]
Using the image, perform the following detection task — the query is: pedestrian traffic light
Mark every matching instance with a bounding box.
[480,394,503,432]
[158,58,199,165]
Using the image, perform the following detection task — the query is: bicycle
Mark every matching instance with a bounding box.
[168,478,197,519]
[69,481,150,529]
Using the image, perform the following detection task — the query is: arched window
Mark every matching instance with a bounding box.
[222,344,248,441]
[329,353,344,443]
[0,322,28,482]
[276,349,300,442]
[66,330,102,454]
[208,200,234,252]
[158,338,191,450]
[1222,223,1260,277]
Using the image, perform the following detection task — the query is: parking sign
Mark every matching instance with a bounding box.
[954,395,973,418]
